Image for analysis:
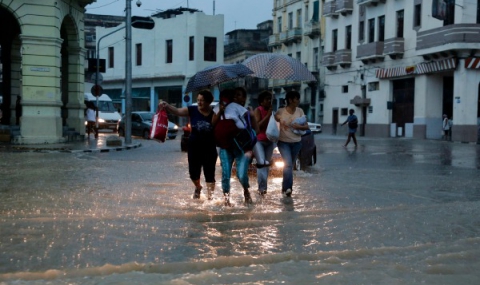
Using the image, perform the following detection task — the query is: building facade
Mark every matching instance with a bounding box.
[322,0,480,143]
[0,0,94,144]
[269,0,324,123]
[223,21,272,108]
[97,8,224,126]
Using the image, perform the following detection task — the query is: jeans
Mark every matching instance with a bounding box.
[277,140,302,191]
[219,147,251,193]
[253,140,275,191]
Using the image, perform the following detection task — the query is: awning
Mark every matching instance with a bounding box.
[465,57,480,69]
[415,57,457,74]
[376,58,457,79]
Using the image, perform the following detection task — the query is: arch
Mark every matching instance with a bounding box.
[60,14,84,131]
[0,5,21,126]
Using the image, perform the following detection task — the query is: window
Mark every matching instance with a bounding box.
[477,0,480,23]
[368,82,380,91]
[135,43,142,66]
[108,47,114,68]
[341,108,348,116]
[414,4,422,27]
[189,36,194,61]
[368,18,375,43]
[297,9,302,26]
[313,47,319,70]
[288,12,293,29]
[445,0,455,25]
[166,40,173,63]
[332,29,338,51]
[359,21,365,42]
[342,85,348,93]
[346,25,352,49]
[277,16,282,32]
[296,51,301,61]
[397,10,404,38]
[204,37,217,62]
[378,16,385,42]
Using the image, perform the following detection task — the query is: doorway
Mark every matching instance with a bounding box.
[392,78,415,136]
[332,108,339,135]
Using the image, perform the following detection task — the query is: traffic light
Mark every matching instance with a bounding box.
[131,16,155,30]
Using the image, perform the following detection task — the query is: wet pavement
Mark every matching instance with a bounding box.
[1,133,480,284]
[0,132,142,153]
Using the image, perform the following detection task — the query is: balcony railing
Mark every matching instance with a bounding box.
[335,49,352,67]
[321,52,336,69]
[336,0,353,15]
[285,28,303,44]
[323,1,339,18]
[416,24,480,56]
[383,37,404,59]
[304,21,321,38]
[357,0,385,6]
[268,34,281,47]
[356,41,384,63]
[279,31,288,43]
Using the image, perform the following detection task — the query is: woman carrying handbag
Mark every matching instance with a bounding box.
[213,88,258,206]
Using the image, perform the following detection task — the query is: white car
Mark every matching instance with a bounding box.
[308,122,322,133]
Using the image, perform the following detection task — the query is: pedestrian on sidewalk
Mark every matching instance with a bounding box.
[274,90,309,198]
[160,90,217,200]
[341,109,358,147]
[442,114,451,140]
[85,101,98,138]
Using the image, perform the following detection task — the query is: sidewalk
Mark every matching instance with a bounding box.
[0,133,142,153]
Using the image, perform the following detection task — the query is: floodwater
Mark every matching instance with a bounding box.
[1,136,480,284]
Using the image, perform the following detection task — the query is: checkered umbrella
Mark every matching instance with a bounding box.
[185,64,254,94]
[242,53,317,82]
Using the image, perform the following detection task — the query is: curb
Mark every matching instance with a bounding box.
[0,142,142,153]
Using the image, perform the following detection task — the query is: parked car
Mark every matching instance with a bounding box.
[117,111,178,140]
[308,122,322,133]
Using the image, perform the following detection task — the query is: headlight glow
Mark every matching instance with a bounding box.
[173,125,178,130]
[98,118,105,123]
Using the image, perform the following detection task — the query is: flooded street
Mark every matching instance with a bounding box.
[1,136,480,284]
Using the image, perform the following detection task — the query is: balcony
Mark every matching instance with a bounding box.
[268,34,281,48]
[357,41,384,64]
[350,95,371,107]
[323,1,339,18]
[322,52,337,70]
[335,49,352,67]
[416,24,480,60]
[284,28,303,44]
[304,21,321,39]
[383,37,404,59]
[336,0,353,15]
[357,0,385,6]
[279,31,288,44]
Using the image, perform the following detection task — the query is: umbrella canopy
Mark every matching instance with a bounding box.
[242,53,317,82]
[185,64,254,94]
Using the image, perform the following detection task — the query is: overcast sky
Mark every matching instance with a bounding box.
[86,0,273,34]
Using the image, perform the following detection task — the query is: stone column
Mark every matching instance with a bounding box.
[65,46,87,135]
[18,35,64,144]
[452,59,479,142]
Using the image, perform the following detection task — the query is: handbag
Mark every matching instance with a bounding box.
[214,115,238,149]
[233,112,257,152]
[266,112,280,143]
[149,109,168,142]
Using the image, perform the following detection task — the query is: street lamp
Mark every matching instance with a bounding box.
[125,0,133,144]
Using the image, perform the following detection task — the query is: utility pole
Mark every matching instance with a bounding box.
[125,0,133,144]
